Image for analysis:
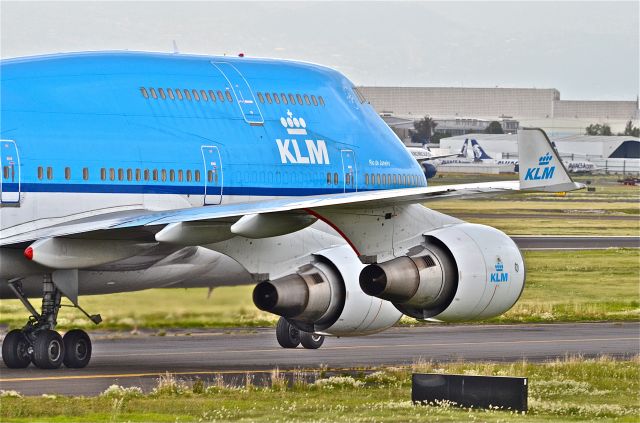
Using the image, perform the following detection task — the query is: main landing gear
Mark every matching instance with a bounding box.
[275,317,325,349]
[2,275,97,369]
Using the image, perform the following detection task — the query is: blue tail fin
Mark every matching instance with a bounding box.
[470,139,493,160]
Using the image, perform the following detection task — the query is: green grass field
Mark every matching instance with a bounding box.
[2,356,638,422]
[1,249,637,331]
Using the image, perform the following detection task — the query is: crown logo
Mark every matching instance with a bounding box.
[538,152,552,166]
[495,260,504,272]
[280,110,307,135]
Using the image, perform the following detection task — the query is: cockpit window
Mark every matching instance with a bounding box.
[352,86,367,104]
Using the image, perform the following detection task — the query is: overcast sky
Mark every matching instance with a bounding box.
[2,1,638,101]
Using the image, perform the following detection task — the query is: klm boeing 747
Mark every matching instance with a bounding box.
[0,51,582,370]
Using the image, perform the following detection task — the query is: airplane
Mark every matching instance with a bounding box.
[0,51,583,370]
[405,145,459,178]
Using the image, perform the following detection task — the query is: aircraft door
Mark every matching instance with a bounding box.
[211,62,264,125]
[201,146,223,205]
[341,150,357,193]
[1,140,20,204]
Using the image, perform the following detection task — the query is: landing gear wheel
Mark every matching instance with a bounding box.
[63,329,92,368]
[276,317,301,348]
[32,330,65,369]
[2,329,32,368]
[300,332,325,349]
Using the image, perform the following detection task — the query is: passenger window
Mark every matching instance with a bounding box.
[144,169,150,181]
[296,94,303,104]
[304,94,310,105]
[183,89,192,101]
[167,88,175,100]
[158,88,166,100]
[140,87,149,99]
[334,173,339,185]
[161,169,167,182]
[208,90,217,102]
[365,173,369,185]
[326,172,331,185]
[3,166,9,179]
[311,95,318,106]
[109,168,115,181]
[170,169,175,182]
[153,169,158,181]
[64,167,71,180]
[46,167,53,180]
[225,91,233,102]
[135,169,141,181]
[186,169,192,182]
[175,89,183,100]
[127,169,132,181]
[100,168,106,180]
[208,170,213,183]
[195,170,201,182]
[257,92,264,103]
[118,168,124,181]
[192,89,200,101]
[319,96,325,106]
[200,90,208,101]
[377,174,381,185]
[217,91,224,101]
[273,93,280,104]
[394,174,397,185]
[38,166,44,180]
[150,88,158,99]
[281,93,288,104]
[265,93,272,104]
[178,169,183,182]
[288,93,296,104]
[345,173,351,185]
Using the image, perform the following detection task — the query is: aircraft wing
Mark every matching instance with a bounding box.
[0,128,582,246]
[414,153,459,163]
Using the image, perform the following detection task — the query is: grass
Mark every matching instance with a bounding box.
[1,250,638,331]
[426,173,640,235]
[1,356,638,421]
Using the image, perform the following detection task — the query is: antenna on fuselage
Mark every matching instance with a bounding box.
[172,40,180,54]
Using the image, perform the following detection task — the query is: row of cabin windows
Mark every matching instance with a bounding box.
[140,87,234,103]
[256,92,325,107]
[36,166,218,184]
[363,173,422,187]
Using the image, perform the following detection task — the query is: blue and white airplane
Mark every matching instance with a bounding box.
[0,51,582,370]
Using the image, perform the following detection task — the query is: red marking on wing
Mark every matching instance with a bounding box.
[303,208,361,256]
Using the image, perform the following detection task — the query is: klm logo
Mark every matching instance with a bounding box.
[490,260,509,283]
[276,111,330,165]
[524,152,555,181]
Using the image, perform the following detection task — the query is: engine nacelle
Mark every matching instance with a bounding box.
[422,162,438,179]
[253,244,402,336]
[359,223,525,322]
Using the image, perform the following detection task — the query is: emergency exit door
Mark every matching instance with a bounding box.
[211,62,264,125]
[0,140,20,204]
[341,150,357,193]
[201,146,223,205]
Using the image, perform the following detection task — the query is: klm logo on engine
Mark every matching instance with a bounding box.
[490,259,509,283]
[524,152,555,181]
[276,111,330,165]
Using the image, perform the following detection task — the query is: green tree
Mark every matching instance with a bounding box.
[411,116,438,144]
[585,123,612,135]
[485,121,504,134]
[619,120,640,137]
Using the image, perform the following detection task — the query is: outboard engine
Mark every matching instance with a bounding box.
[422,162,438,179]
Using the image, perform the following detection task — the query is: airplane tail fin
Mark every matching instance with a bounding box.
[470,139,493,160]
[517,128,584,192]
[459,139,469,157]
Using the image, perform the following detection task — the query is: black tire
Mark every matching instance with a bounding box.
[300,332,325,349]
[2,329,31,368]
[275,317,300,348]
[63,329,92,368]
[32,330,64,369]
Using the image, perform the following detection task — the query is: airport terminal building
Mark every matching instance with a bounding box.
[359,86,639,137]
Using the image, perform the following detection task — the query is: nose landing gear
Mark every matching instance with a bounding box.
[2,275,97,370]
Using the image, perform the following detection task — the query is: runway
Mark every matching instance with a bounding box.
[511,235,639,250]
[1,322,638,396]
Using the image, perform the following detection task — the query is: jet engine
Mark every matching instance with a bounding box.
[359,223,525,321]
[253,245,402,336]
[421,162,438,179]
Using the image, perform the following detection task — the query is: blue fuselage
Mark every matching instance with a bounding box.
[0,52,425,210]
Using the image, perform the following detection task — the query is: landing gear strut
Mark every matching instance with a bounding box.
[2,275,96,369]
[275,317,325,349]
